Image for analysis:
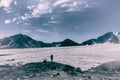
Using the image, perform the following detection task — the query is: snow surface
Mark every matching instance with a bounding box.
[0,44,120,70]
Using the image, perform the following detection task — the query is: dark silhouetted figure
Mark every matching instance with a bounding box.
[50,55,53,62]
[50,55,56,69]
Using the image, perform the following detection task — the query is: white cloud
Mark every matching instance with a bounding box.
[5,19,11,24]
[21,0,91,20]
[48,21,60,24]
[3,7,12,13]
[12,17,16,22]
[0,0,13,8]
[4,17,17,24]
[31,2,51,17]
[0,0,18,13]
[24,23,31,26]
[2,0,94,24]
[53,0,71,6]
[23,0,53,19]
[21,16,27,20]
[60,0,90,12]
[36,29,51,34]
[13,0,17,5]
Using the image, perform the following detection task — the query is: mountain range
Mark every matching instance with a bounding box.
[0,34,79,49]
[81,32,120,45]
[0,32,120,49]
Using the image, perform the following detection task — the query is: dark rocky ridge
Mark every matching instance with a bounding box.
[0,34,79,49]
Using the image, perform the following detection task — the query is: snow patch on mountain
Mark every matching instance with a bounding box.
[81,32,120,45]
[113,32,120,42]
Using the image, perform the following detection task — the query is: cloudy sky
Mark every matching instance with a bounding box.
[0,0,120,43]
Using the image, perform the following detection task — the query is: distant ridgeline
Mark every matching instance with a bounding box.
[81,32,120,45]
[0,32,119,48]
[0,34,79,49]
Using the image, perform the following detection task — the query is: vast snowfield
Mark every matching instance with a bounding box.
[0,44,120,70]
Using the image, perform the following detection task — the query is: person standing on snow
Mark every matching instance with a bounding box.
[50,55,53,62]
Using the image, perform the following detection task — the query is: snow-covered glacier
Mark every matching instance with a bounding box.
[0,44,120,70]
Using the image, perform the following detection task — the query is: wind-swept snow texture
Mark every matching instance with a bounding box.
[0,44,120,70]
